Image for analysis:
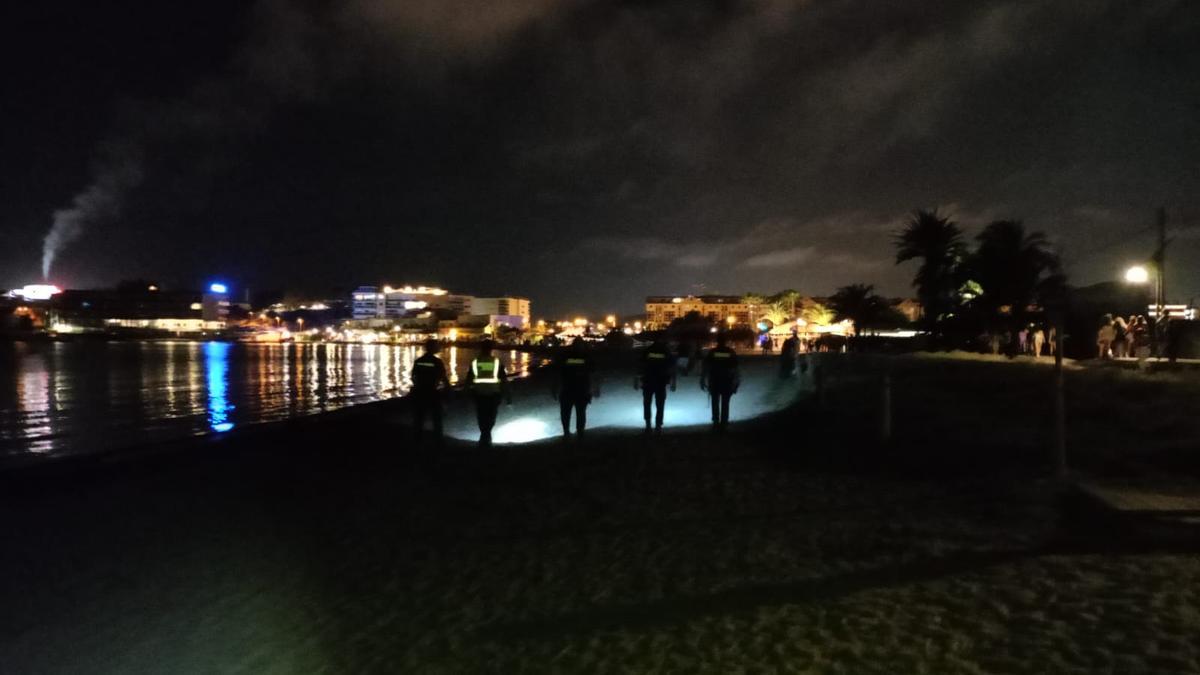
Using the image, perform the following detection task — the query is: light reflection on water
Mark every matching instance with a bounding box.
[205,341,234,433]
[0,341,524,463]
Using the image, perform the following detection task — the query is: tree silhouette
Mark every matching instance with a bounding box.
[829,284,902,335]
[965,219,1063,336]
[894,209,965,333]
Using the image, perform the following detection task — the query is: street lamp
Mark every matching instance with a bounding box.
[1124,265,1149,284]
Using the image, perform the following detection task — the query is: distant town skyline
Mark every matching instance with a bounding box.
[3,1,1199,316]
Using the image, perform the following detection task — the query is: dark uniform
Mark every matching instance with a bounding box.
[410,350,449,442]
[555,346,596,436]
[702,343,740,427]
[639,341,676,430]
[779,334,800,378]
[468,352,508,446]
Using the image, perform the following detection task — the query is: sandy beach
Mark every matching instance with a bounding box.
[3,354,1199,674]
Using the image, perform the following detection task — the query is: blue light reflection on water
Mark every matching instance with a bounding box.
[204,341,234,433]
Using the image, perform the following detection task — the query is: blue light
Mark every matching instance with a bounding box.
[209,282,228,294]
[204,341,235,433]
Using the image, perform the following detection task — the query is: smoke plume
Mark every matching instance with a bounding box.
[36,0,555,280]
[42,148,143,279]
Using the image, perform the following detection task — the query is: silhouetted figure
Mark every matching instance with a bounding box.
[1097,314,1114,359]
[636,335,676,432]
[1130,315,1150,363]
[1165,316,1182,363]
[410,339,450,445]
[466,339,510,446]
[780,329,800,377]
[1112,316,1129,358]
[553,338,598,438]
[701,333,740,430]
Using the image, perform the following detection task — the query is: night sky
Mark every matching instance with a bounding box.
[3,1,1199,316]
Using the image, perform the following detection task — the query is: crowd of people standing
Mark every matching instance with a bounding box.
[1096,313,1152,360]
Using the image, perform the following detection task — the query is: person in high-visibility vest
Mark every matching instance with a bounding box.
[552,338,599,438]
[466,339,510,446]
[410,338,450,445]
[700,332,740,430]
[635,335,676,433]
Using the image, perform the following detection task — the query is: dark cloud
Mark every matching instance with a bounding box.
[3,0,1199,314]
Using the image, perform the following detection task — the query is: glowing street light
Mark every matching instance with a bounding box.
[1124,265,1150,284]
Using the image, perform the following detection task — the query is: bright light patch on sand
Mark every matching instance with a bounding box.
[492,417,552,444]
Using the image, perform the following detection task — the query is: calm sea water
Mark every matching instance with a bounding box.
[0,341,532,464]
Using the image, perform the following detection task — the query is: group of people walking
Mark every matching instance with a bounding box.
[406,333,748,446]
[986,325,1057,357]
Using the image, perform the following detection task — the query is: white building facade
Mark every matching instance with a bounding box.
[467,297,531,326]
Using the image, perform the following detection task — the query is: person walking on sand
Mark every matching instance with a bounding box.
[410,338,450,446]
[779,328,800,378]
[1032,325,1045,358]
[1097,314,1115,359]
[700,332,740,431]
[553,338,599,439]
[466,339,511,446]
[636,335,677,433]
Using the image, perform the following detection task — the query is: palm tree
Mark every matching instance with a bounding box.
[829,283,897,335]
[771,289,802,316]
[967,220,1063,335]
[761,301,790,326]
[799,301,834,326]
[742,292,765,313]
[894,210,965,331]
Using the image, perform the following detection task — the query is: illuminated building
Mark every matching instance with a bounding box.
[1147,304,1196,320]
[352,286,387,319]
[46,287,224,335]
[644,295,753,330]
[351,285,473,320]
[201,282,231,322]
[8,284,63,301]
[467,297,531,327]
